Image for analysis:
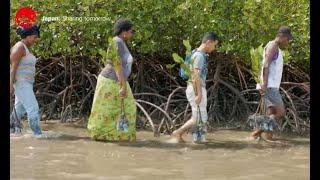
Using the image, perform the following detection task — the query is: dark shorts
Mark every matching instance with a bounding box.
[265,88,284,108]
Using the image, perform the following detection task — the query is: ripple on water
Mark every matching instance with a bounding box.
[10,125,309,180]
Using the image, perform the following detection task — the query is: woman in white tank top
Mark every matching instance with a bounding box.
[10,25,43,137]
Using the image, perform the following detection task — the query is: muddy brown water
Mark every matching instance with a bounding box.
[10,121,309,180]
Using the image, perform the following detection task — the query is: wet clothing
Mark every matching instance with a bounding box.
[87,75,136,141]
[88,36,136,141]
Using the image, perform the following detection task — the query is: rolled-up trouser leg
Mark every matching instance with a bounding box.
[10,96,26,133]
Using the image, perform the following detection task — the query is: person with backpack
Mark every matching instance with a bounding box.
[169,32,219,144]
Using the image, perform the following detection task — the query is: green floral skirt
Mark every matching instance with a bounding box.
[87,75,136,141]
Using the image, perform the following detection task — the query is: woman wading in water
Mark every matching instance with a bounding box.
[87,19,137,141]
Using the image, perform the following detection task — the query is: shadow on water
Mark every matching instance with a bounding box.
[274,138,310,146]
[115,139,300,151]
[36,133,309,151]
[34,121,309,151]
[43,134,92,141]
[50,134,309,148]
[38,132,287,150]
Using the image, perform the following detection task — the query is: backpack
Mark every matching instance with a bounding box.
[179,49,207,81]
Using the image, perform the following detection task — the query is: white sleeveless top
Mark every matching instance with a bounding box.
[257,41,283,89]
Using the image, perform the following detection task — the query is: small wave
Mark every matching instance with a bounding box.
[10,130,63,139]
[38,131,63,139]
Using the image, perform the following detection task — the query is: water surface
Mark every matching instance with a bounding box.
[10,121,309,180]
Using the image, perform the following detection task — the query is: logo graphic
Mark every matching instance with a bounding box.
[15,6,37,29]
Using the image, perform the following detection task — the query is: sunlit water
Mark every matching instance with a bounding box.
[10,121,309,180]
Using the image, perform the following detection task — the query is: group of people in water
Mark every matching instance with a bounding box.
[10,19,292,143]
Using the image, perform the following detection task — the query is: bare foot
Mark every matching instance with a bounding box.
[251,129,263,137]
[166,130,181,144]
[179,137,186,143]
[166,136,180,144]
[192,140,202,145]
[265,132,276,141]
[246,136,261,141]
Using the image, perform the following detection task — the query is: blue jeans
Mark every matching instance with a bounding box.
[12,81,42,135]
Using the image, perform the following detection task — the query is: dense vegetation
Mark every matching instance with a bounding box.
[10,0,309,135]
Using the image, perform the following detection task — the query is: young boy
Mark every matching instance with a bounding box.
[169,32,219,143]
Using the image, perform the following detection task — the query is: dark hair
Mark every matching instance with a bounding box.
[277,26,292,40]
[16,25,40,39]
[114,19,133,36]
[202,32,219,43]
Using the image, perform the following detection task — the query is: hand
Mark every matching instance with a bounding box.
[259,84,267,96]
[119,87,127,98]
[10,83,14,97]
[195,95,202,105]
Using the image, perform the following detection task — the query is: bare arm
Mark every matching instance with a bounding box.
[10,44,25,96]
[115,60,127,94]
[191,54,205,105]
[192,68,202,97]
[261,42,278,94]
[114,41,127,98]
